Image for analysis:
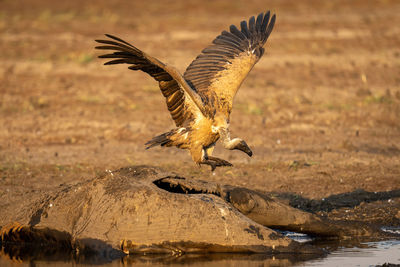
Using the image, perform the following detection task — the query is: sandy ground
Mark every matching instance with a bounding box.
[1,0,400,226]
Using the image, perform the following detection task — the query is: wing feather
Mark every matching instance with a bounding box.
[96,34,206,126]
[183,11,276,116]
[261,12,271,33]
[256,13,264,31]
[249,16,256,34]
[240,21,250,39]
[229,25,248,41]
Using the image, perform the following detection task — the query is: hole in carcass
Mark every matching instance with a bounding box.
[153,176,220,196]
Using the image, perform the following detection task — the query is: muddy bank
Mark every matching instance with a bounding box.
[1,165,399,259]
[0,166,319,256]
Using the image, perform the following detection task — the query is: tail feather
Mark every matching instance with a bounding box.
[145,128,188,149]
[145,132,172,149]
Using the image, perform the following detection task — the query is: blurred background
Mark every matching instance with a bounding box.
[0,0,399,199]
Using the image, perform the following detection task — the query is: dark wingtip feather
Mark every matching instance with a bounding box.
[104,34,136,49]
[95,39,120,47]
[94,45,123,51]
[264,14,276,41]
[256,12,264,32]
[227,11,276,49]
[98,54,112,58]
[95,45,108,49]
[240,20,250,38]
[230,24,246,40]
[261,11,271,32]
[249,16,256,33]
[103,59,128,65]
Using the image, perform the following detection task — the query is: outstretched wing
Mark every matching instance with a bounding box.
[184,11,276,115]
[95,34,206,126]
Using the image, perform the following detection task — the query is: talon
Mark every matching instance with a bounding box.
[200,157,232,171]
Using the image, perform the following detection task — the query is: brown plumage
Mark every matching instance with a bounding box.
[95,11,276,171]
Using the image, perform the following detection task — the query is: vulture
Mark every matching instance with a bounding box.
[95,11,276,171]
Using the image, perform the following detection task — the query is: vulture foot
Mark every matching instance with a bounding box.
[201,156,233,171]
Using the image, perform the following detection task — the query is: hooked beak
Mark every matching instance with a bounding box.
[235,140,253,157]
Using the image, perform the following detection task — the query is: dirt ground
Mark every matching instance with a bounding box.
[1,0,400,226]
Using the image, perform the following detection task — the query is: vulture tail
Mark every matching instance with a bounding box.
[145,128,188,149]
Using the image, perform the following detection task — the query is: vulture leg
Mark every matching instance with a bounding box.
[199,145,233,171]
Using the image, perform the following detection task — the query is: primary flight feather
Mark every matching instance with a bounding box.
[95,11,276,171]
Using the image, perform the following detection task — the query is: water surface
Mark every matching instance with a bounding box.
[1,234,399,267]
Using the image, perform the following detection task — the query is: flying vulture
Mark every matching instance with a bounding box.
[95,11,276,171]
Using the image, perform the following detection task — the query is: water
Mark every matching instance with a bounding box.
[301,240,400,267]
[1,231,399,267]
